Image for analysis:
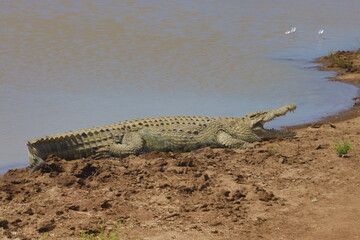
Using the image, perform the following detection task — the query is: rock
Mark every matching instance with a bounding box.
[38,219,56,233]
[0,220,9,229]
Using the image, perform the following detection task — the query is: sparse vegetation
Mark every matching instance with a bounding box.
[39,233,49,240]
[334,140,352,157]
[327,51,354,70]
[267,145,277,155]
[79,219,126,240]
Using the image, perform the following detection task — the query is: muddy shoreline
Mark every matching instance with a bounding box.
[314,51,360,122]
[289,49,360,129]
[1,50,360,240]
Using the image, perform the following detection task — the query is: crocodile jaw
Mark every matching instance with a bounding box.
[246,104,296,125]
[248,104,297,140]
[252,127,296,140]
[260,104,296,123]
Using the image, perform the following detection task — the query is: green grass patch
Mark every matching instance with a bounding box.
[334,140,352,157]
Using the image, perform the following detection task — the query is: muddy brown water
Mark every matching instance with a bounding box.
[0,0,359,172]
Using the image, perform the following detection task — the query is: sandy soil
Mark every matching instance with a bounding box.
[1,50,360,240]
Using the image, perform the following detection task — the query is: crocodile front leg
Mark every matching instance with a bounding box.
[216,131,251,149]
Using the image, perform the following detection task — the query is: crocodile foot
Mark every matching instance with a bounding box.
[28,157,45,174]
[92,147,111,160]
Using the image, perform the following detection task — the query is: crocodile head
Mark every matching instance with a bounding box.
[246,104,297,140]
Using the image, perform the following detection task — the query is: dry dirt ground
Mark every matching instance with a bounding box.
[1,50,360,240]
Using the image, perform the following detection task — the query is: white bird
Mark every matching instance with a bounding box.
[285,27,296,35]
[318,29,324,35]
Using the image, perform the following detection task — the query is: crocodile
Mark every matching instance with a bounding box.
[27,104,297,173]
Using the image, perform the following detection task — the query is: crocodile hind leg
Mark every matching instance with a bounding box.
[107,132,144,158]
[216,131,253,149]
[108,132,144,157]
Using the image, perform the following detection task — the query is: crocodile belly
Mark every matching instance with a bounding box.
[139,129,217,152]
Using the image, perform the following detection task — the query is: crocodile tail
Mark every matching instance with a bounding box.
[26,128,123,173]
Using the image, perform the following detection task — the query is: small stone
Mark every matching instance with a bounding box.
[203,174,210,181]
[24,208,34,215]
[56,211,64,215]
[315,145,323,150]
[0,220,9,229]
[38,219,56,233]
[100,200,112,209]
[68,205,80,211]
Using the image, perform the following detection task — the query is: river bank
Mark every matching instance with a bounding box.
[1,50,360,240]
[313,49,360,124]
